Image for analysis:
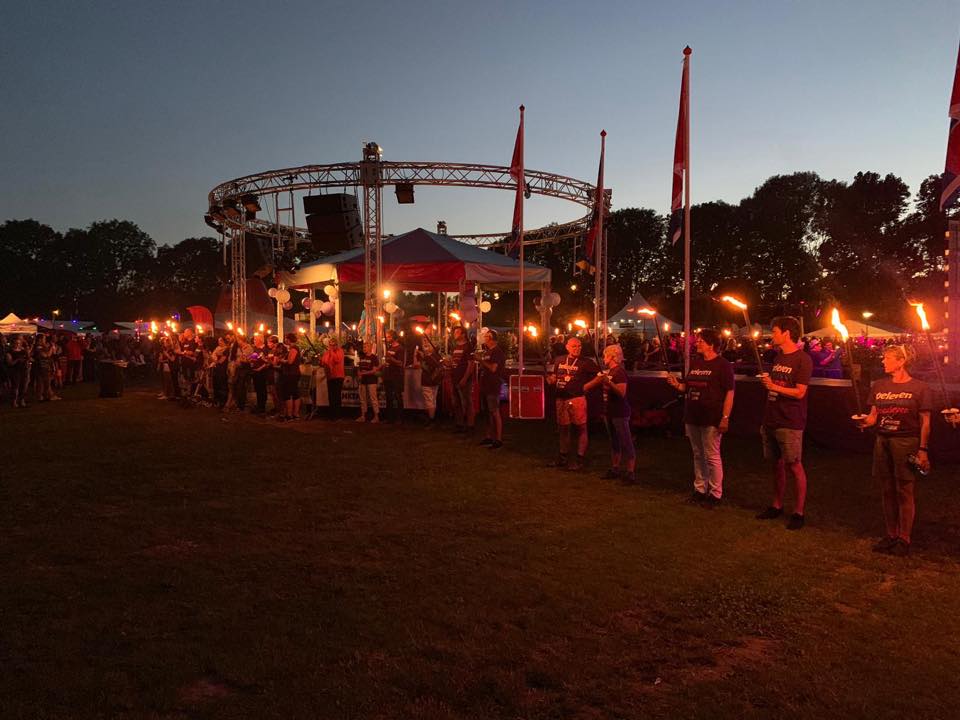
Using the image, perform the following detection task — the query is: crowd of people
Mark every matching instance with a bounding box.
[5,315,959,559]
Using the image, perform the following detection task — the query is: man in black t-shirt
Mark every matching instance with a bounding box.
[477,330,506,449]
[756,316,813,530]
[449,326,476,433]
[546,337,598,470]
[667,329,735,505]
[383,330,405,423]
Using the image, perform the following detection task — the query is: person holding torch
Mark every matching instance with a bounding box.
[756,316,813,531]
[854,345,932,556]
[666,329,735,506]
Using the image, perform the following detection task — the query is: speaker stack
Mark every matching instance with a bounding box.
[303,193,364,253]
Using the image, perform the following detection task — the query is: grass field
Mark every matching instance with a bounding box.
[3,382,960,719]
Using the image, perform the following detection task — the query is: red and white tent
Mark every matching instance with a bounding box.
[280,227,551,292]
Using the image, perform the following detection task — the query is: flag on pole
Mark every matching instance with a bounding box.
[577,131,606,275]
[941,41,960,211]
[669,51,690,244]
[507,107,525,258]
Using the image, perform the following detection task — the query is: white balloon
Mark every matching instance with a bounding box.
[267,288,278,299]
[320,301,335,316]
[323,284,338,299]
[312,305,324,318]
[301,297,313,310]
[549,292,561,308]
[384,301,398,314]
[282,301,293,310]
[479,301,492,313]
[275,289,291,304]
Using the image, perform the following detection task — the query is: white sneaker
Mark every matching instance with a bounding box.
[370,416,379,424]
[355,416,366,423]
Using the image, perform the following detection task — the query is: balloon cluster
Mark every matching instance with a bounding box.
[269,284,339,317]
[533,292,562,312]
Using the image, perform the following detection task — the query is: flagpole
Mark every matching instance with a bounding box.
[595,130,606,357]
[517,104,525,376]
[682,46,692,376]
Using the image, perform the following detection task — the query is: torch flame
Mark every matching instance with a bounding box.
[830,308,850,342]
[414,326,424,334]
[298,327,306,334]
[721,295,747,310]
[573,319,587,329]
[637,307,657,317]
[236,327,245,336]
[449,311,461,321]
[526,324,539,337]
[911,301,930,331]
[258,323,265,333]
[226,321,234,330]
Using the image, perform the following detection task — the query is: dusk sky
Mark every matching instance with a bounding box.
[2,1,958,247]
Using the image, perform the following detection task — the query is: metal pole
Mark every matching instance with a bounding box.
[517,105,526,376]
[682,47,692,376]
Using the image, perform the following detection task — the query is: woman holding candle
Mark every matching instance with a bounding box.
[854,345,932,556]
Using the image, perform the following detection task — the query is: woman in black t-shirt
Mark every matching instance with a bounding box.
[276,333,302,421]
[855,345,932,556]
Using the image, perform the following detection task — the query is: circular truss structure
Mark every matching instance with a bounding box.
[206,147,611,340]
[207,160,606,247]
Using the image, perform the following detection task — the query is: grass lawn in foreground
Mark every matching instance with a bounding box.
[3,381,960,719]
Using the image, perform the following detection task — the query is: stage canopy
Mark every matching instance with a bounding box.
[280,227,551,292]
[608,293,679,330]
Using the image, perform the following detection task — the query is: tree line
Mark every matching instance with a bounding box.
[0,170,950,329]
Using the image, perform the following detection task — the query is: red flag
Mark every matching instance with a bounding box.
[584,131,606,266]
[669,47,691,244]
[186,305,214,327]
[507,106,525,259]
[942,41,960,211]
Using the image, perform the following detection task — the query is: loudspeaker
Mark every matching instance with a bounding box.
[244,232,274,277]
[303,193,363,252]
[306,214,364,252]
[303,193,358,215]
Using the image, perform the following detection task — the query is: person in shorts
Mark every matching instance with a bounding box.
[854,345,932,556]
[667,328,735,505]
[585,343,635,483]
[756,316,813,530]
[415,338,443,426]
[276,333,302,421]
[477,330,506,449]
[546,336,598,471]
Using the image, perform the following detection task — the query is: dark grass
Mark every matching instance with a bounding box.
[3,383,960,719]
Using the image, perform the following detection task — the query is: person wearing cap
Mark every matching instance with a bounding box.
[854,344,932,556]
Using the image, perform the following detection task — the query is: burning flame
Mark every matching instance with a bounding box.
[637,307,657,317]
[723,329,731,337]
[150,321,158,333]
[226,321,234,330]
[663,323,670,332]
[298,327,306,334]
[573,319,587,329]
[376,315,385,323]
[196,325,204,334]
[449,311,461,321]
[830,308,850,342]
[258,323,265,333]
[721,295,747,310]
[526,324,539,337]
[236,327,245,336]
[911,301,930,331]
[414,326,424,335]
[752,330,760,339]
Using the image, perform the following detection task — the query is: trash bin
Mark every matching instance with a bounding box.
[98,360,127,398]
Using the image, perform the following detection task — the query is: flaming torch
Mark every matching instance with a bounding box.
[831,308,863,418]
[638,307,670,369]
[721,295,764,373]
[911,301,956,422]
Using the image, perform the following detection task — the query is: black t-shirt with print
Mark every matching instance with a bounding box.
[555,354,599,399]
[357,352,380,385]
[868,377,933,437]
[683,355,735,427]
[478,345,506,395]
[451,340,472,383]
[762,348,813,430]
[420,351,443,387]
[383,341,404,381]
[601,365,630,418]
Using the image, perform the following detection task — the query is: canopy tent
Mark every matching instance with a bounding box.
[807,320,906,338]
[608,293,679,331]
[38,319,96,333]
[280,227,551,292]
[0,313,37,334]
